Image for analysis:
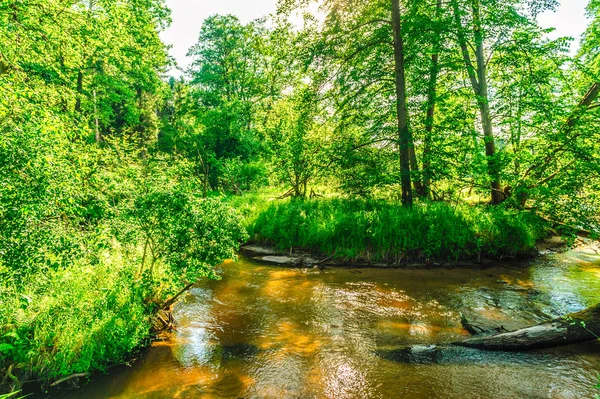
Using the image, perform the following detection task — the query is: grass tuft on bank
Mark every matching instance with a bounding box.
[248,199,548,263]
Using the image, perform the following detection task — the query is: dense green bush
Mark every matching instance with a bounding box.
[249,199,547,263]
[0,129,247,391]
[0,4,253,393]
[133,191,248,281]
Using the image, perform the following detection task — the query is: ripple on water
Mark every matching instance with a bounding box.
[47,248,600,399]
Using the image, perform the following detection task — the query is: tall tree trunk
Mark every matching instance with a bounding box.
[511,87,523,176]
[74,1,95,116]
[422,0,442,198]
[93,89,100,142]
[451,0,502,204]
[409,148,425,197]
[0,56,7,75]
[75,70,83,113]
[391,0,413,207]
[472,0,502,204]
[203,164,209,199]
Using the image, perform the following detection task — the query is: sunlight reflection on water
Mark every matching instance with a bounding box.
[50,246,600,399]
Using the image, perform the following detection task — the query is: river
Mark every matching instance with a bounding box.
[51,245,600,398]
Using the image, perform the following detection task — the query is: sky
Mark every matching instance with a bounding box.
[161,0,591,76]
[161,0,278,75]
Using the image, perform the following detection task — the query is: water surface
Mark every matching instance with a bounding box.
[52,246,600,398]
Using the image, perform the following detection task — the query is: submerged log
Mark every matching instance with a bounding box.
[455,303,600,351]
[50,373,89,387]
[460,312,508,335]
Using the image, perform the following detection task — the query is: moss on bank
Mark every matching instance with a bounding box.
[245,198,548,264]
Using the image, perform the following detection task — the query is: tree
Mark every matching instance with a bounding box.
[448,0,562,204]
[279,0,424,206]
[450,0,504,204]
[391,0,413,206]
[266,86,327,198]
[186,15,268,191]
[420,0,443,198]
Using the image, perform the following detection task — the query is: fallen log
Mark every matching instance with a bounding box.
[455,303,600,351]
[460,312,508,335]
[162,283,195,310]
[239,245,281,257]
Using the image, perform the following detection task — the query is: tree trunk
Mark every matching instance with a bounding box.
[93,89,101,142]
[409,147,425,197]
[451,0,503,204]
[472,0,502,204]
[455,303,600,351]
[204,167,209,199]
[391,0,413,207]
[75,70,83,113]
[422,0,442,199]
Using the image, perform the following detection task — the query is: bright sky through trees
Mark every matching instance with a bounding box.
[162,0,277,75]
[162,0,590,75]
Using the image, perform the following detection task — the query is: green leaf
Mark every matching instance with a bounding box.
[0,343,14,353]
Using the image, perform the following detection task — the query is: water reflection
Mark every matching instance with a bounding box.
[49,246,600,399]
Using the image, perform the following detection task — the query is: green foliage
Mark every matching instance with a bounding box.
[225,186,287,228]
[217,159,269,193]
[4,256,151,380]
[250,199,547,263]
[264,86,329,198]
[0,3,252,390]
[0,136,247,388]
[134,191,247,281]
[2,0,599,393]
[183,15,270,193]
[272,0,600,228]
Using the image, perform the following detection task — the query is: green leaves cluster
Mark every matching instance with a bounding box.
[164,14,332,198]
[134,192,247,281]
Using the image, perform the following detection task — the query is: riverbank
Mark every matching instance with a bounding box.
[0,192,247,396]
[238,235,572,269]
[239,197,550,266]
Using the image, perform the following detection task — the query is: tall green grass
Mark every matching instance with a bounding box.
[1,253,152,383]
[225,186,284,227]
[249,199,547,263]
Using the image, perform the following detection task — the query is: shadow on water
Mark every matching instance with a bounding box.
[41,245,600,399]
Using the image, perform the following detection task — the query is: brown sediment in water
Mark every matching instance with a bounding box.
[38,247,600,399]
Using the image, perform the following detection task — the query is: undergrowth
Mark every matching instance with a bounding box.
[248,198,548,263]
[0,137,247,394]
